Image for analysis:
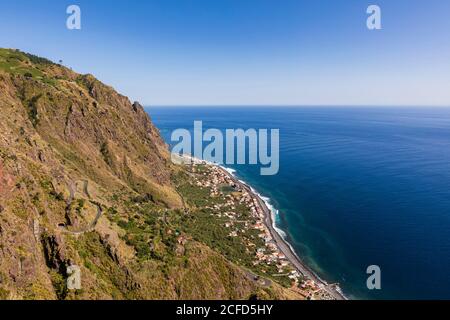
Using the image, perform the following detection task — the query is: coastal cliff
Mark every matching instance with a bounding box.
[0,48,307,300]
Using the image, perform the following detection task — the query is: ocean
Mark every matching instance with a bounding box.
[148,106,450,299]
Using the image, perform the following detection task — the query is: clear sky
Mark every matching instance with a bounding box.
[1,0,449,106]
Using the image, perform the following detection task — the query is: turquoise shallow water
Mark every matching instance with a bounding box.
[148,106,450,299]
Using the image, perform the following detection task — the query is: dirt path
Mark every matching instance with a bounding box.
[243,269,272,288]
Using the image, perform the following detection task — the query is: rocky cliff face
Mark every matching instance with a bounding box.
[0,49,302,300]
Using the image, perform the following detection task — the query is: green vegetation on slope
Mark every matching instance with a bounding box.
[0,48,301,300]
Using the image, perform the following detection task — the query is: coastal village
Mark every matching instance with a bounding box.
[182,156,341,300]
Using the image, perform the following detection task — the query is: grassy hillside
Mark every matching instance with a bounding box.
[0,48,303,300]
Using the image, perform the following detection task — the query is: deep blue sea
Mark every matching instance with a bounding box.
[148,106,450,300]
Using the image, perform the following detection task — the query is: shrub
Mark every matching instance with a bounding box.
[21,51,55,66]
[27,94,42,127]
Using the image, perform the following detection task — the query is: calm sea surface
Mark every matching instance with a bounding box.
[148,106,450,299]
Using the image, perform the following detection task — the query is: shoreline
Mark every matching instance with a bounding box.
[177,154,347,300]
[218,166,347,300]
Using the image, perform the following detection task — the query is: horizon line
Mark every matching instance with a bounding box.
[144,104,450,108]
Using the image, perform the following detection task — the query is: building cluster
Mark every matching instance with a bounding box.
[190,161,302,286]
[181,158,340,300]
[181,156,342,300]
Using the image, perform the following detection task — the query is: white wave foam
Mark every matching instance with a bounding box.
[215,163,346,297]
[222,167,236,175]
[226,173,289,241]
[213,163,347,295]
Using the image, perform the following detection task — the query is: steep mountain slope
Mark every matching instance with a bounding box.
[0,48,303,300]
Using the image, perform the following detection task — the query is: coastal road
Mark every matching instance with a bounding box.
[255,188,345,300]
[219,167,346,300]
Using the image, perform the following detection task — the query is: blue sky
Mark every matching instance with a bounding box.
[1,0,449,106]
